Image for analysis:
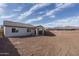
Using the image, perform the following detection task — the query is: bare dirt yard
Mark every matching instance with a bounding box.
[1,30,79,56]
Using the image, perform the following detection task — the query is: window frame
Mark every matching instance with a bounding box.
[12,28,18,33]
[27,28,31,32]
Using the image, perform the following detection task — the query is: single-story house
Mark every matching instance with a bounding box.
[3,21,45,37]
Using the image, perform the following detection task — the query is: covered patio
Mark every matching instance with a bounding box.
[35,25,45,36]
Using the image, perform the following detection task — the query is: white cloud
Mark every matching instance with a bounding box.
[17,3,74,23]
[0,3,7,7]
[13,6,22,12]
[17,3,50,20]
[26,3,73,23]
[0,8,4,14]
[25,16,43,23]
[55,3,64,8]
[45,3,73,16]
[43,16,79,27]
[50,15,55,18]
[0,3,7,15]
[22,3,72,23]
[39,11,45,14]
[0,14,15,19]
[25,19,37,23]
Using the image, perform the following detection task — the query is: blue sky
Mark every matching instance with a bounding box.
[0,3,79,27]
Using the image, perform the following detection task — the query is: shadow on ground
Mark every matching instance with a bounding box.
[0,37,20,56]
[44,30,56,36]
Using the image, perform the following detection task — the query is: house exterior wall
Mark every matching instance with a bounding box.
[4,26,34,37]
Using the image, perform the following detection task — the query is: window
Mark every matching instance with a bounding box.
[12,28,18,33]
[27,28,31,32]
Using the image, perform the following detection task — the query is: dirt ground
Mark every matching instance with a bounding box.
[1,30,79,56]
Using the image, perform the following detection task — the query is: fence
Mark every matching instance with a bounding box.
[0,29,3,37]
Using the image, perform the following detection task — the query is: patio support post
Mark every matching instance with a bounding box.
[36,28,38,36]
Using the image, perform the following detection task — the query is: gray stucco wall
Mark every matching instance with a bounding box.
[4,26,34,37]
